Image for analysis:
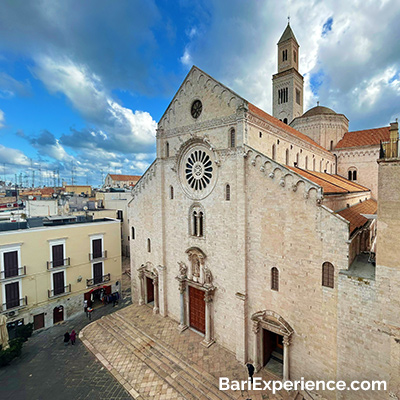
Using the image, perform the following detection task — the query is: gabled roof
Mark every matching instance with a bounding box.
[286,167,370,194]
[248,103,330,154]
[335,126,390,149]
[337,199,377,235]
[109,174,141,181]
[278,23,299,45]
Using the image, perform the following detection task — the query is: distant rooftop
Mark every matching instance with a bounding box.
[336,126,390,149]
[109,174,141,181]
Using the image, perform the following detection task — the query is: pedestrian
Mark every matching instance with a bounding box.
[64,331,70,346]
[87,306,93,320]
[70,330,76,345]
[246,363,255,384]
[84,299,88,317]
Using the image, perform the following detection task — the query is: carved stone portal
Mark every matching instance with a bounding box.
[176,248,216,347]
[137,262,159,314]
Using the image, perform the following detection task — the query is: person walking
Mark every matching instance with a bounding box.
[83,300,88,317]
[70,330,76,345]
[64,331,70,346]
[87,306,93,321]
[246,363,255,384]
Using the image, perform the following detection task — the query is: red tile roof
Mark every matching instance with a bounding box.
[335,127,390,149]
[337,199,377,234]
[248,103,330,154]
[287,167,370,194]
[109,174,141,181]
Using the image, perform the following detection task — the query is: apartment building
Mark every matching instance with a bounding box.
[0,216,122,331]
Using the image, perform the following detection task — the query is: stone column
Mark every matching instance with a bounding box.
[153,274,159,314]
[253,321,261,372]
[283,336,290,381]
[156,265,167,317]
[201,290,215,348]
[177,280,188,332]
[138,269,145,305]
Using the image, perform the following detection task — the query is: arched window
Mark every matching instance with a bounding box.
[131,227,135,240]
[322,262,334,288]
[225,184,230,201]
[272,144,276,160]
[353,170,357,180]
[313,158,316,171]
[293,50,297,63]
[147,238,151,253]
[305,156,308,170]
[283,117,288,124]
[295,152,299,167]
[271,267,279,291]
[330,140,334,151]
[348,171,352,180]
[285,149,289,165]
[170,185,174,199]
[166,141,169,158]
[325,162,329,173]
[190,206,205,237]
[230,128,236,148]
[259,132,262,138]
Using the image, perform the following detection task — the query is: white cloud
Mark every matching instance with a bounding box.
[0,145,30,166]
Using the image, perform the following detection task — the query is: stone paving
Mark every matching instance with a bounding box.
[0,257,133,400]
[81,302,298,400]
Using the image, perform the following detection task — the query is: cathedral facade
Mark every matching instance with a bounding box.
[129,24,399,399]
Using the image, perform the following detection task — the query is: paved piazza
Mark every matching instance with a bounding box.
[80,303,296,400]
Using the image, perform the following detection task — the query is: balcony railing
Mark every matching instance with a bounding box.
[48,284,72,298]
[47,258,70,270]
[380,139,399,159]
[89,250,107,261]
[0,266,26,281]
[1,296,27,312]
[86,273,110,287]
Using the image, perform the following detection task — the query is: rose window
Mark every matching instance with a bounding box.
[185,150,213,191]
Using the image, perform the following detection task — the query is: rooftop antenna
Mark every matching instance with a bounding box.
[317,101,320,106]
[288,15,290,25]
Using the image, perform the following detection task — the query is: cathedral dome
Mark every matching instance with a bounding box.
[302,105,337,118]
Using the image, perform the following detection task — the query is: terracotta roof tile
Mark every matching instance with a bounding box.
[335,127,390,149]
[287,167,370,194]
[109,174,141,181]
[337,199,377,234]
[248,103,330,154]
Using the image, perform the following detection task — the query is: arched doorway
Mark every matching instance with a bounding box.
[251,310,294,380]
[53,305,64,324]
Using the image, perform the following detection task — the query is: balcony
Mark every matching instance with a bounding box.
[380,139,399,160]
[0,266,26,281]
[86,273,110,287]
[1,296,27,312]
[48,284,72,298]
[88,250,107,261]
[47,258,70,270]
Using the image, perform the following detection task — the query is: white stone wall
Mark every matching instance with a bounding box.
[335,146,380,199]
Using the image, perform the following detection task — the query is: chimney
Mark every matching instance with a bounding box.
[390,120,399,140]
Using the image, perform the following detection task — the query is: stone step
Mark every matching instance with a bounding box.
[105,312,234,400]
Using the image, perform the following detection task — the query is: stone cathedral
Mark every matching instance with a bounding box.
[129,23,400,399]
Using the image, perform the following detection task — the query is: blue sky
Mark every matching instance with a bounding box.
[0,0,399,186]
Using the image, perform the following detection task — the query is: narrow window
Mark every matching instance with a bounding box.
[330,140,334,151]
[320,160,323,172]
[230,128,236,148]
[132,227,135,239]
[293,50,297,63]
[313,158,316,171]
[117,210,123,221]
[285,149,289,165]
[272,144,276,160]
[348,171,352,180]
[5,282,20,309]
[322,262,334,288]
[353,170,357,180]
[283,118,288,124]
[4,251,19,278]
[170,185,174,199]
[259,132,262,138]
[296,152,299,166]
[271,267,279,291]
[296,89,301,105]
[193,211,198,236]
[199,212,204,236]
[166,141,169,158]
[147,238,151,253]
[226,184,231,201]
[305,156,308,170]
[53,271,65,295]
[52,244,64,268]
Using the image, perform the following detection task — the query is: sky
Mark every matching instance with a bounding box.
[0,0,399,187]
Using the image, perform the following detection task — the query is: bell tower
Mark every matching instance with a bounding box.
[272,22,304,124]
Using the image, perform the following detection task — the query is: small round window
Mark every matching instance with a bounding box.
[185,150,213,191]
[191,100,202,119]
